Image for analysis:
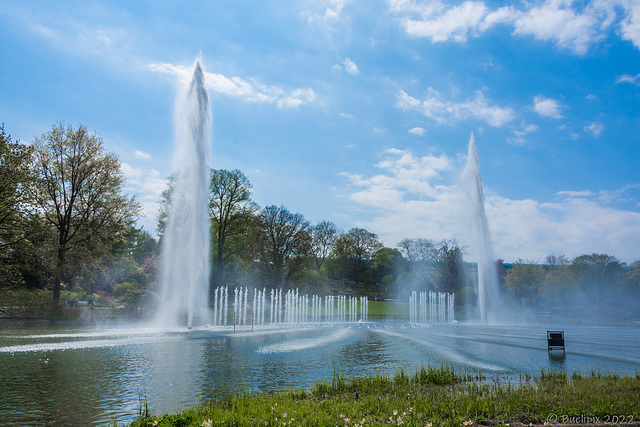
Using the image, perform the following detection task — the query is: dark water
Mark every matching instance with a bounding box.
[1,320,639,426]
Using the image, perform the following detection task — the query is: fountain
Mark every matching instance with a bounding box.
[156,58,212,329]
[409,291,455,324]
[462,133,503,323]
[210,286,369,328]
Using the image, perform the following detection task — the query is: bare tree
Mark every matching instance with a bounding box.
[398,238,437,285]
[310,220,339,272]
[253,205,312,287]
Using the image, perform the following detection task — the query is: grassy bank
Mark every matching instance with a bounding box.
[125,365,640,427]
[367,300,408,318]
[0,288,129,320]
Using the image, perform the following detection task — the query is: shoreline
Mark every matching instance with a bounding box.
[124,365,640,427]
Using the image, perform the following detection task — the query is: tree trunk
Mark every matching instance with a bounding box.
[52,246,65,307]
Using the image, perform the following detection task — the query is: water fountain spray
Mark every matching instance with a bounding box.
[462,133,503,323]
[157,58,212,329]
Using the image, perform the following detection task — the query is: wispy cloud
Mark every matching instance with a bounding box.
[408,127,425,135]
[396,89,514,127]
[508,122,538,145]
[149,62,317,108]
[134,150,151,160]
[303,0,351,22]
[533,96,563,119]
[616,73,640,85]
[584,121,604,136]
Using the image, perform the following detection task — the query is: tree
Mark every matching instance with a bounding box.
[209,169,258,286]
[545,254,569,270]
[156,174,175,236]
[0,125,37,287]
[340,228,384,263]
[433,239,464,292]
[505,259,545,304]
[32,123,140,305]
[331,228,383,290]
[252,205,312,288]
[374,247,406,297]
[570,253,623,301]
[310,220,339,272]
[397,238,437,287]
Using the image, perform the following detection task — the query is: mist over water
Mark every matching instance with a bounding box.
[462,133,505,323]
[157,59,211,329]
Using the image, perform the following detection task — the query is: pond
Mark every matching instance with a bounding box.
[1,320,639,426]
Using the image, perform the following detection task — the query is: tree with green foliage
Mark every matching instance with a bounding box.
[505,259,546,304]
[373,247,406,297]
[330,228,384,292]
[434,239,464,293]
[31,123,140,305]
[570,253,623,301]
[0,125,37,287]
[252,205,312,288]
[209,169,258,286]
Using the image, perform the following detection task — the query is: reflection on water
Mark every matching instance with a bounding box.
[1,321,639,426]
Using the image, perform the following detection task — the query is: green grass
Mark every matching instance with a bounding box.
[366,300,408,318]
[123,365,640,427]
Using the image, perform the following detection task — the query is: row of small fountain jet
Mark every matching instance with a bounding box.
[409,291,455,324]
[210,286,369,328]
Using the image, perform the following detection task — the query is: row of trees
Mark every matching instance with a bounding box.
[502,254,640,317]
[164,168,472,301]
[2,122,639,318]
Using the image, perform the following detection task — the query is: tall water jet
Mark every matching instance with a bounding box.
[462,133,502,323]
[157,59,211,329]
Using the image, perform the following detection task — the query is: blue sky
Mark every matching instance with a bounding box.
[1,0,639,263]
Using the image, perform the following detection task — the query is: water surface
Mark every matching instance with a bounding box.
[1,320,638,426]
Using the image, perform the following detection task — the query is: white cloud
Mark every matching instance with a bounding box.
[533,96,563,119]
[619,0,640,49]
[324,0,350,19]
[512,0,611,55]
[408,127,425,135]
[303,0,350,22]
[149,62,317,108]
[333,58,360,75]
[388,0,632,55]
[134,150,151,160]
[585,121,604,136]
[343,58,360,75]
[341,148,454,209]
[396,89,514,127]
[403,1,489,42]
[341,148,640,262]
[277,88,318,108]
[616,73,640,85]
[121,162,168,233]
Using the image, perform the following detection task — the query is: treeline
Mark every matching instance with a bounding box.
[501,254,640,319]
[2,123,639,319]
[163,169,479,304]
